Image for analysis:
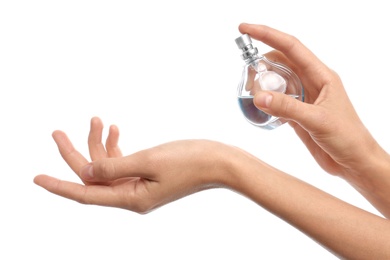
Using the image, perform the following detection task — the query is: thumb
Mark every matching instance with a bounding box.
[80,155,155,182]
[254,91,314,126]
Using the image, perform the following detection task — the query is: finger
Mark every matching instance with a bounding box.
[254,90,321,128]
[238,23,320,70]
[264,50,298,75]
[80,152,157,182]
[238,23,327,83]
[88,117,108,161]
[52,130,89,176]
[33,174,125,208]
[106,125,122,157]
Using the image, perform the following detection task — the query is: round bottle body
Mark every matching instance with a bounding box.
[237,56,304,130]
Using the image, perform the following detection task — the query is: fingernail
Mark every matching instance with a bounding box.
[255,92,273,108]
[81,164,94,180]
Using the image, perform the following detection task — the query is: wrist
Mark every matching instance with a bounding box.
[340,137,390,216]
[344,144,390,217]
[217,145,273,194]
[195,141,249,189]
[343,141,390,192]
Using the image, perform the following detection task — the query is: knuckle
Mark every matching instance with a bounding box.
[330,70,343,84]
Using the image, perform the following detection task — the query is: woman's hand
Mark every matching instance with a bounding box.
[34,117,233,213]
[239,25,389,177]
[239,23,390,217]
[33,116,390,259]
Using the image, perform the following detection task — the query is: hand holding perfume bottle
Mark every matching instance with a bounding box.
[235,34,304,129]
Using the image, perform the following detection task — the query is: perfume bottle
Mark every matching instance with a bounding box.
[235,34,304,130]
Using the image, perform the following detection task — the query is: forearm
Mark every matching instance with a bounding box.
[343,142,390,219]
[221,149,390,259]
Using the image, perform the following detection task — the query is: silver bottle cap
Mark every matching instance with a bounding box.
[235,34,258,60]
[235,34,252,49]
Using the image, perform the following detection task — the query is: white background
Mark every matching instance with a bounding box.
[1,1,389,259]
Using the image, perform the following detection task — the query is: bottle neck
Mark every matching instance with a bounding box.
[244,54,263,65]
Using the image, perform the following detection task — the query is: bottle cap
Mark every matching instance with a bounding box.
[235,34,258,60]
[235,34,252,49]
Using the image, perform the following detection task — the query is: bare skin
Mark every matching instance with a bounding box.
[240,24,390,218]
[34,23,390,259]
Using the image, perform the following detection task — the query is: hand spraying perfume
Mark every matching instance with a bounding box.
[235,34,304,130]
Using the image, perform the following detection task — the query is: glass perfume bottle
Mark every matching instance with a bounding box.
[235,34,304,130]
